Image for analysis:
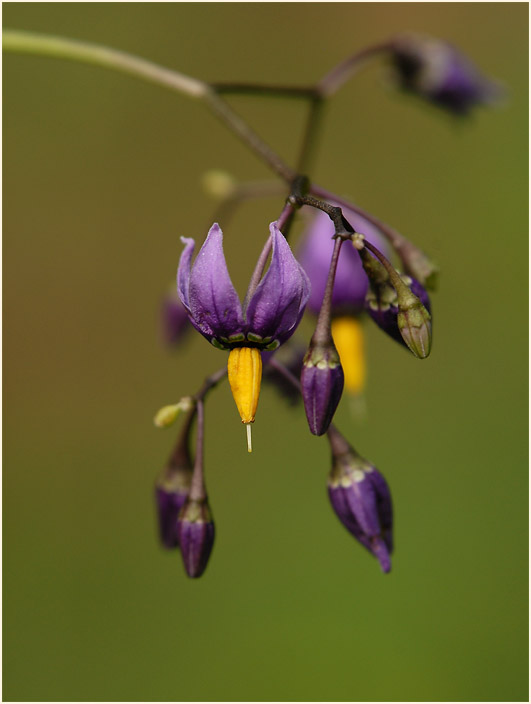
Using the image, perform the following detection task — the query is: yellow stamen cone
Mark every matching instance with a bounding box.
[331,317,366,396]
[227,347,262,452]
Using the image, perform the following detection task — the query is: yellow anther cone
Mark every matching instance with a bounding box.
[331,317,366,396]
[227,347,262,452]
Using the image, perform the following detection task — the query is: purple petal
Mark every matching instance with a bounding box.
[177,237,195,310]
[246,223,310,345]
[188,224,244,341]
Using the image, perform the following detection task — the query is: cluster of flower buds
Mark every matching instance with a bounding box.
[152,34,499,578]
[155,400,216,578]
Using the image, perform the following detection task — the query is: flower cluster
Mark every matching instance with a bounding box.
[153,33,499,579]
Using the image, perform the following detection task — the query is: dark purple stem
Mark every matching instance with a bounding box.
[317,42,392,97]
[362,238,411,302]
[313,237,343,345]
[310,185,407,251]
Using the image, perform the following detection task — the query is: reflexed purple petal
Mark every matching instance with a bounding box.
[301,359,344,436]
[298,208,390,315]
[177,237,195,310]
[188,224,244,341]
[246,223,310,345]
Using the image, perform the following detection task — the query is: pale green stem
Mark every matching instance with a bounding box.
[2,29,295,182]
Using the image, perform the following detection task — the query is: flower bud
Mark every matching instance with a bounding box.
[177,497,215,578]
[397,289,432,359]
[327,427,393,573]
[201,169,237,200]
[301,339,344,436]
[366,274,431,351]
[155,464,192,549]
[153,397,195,428]
[390,33,501,115]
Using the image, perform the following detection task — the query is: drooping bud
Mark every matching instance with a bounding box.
[366,272,431,350]
[177,497,215,578]
[155,464,192,549]
[301,337,345,436]
[358,241,432,358]
[154,409,195,549]
[390,33,502,115]
[227,346,262,452]
[397,289,432,359]
[327,426,393,573]
[202,169,237,200]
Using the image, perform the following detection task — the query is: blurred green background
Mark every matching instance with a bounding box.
[3,3,528,702]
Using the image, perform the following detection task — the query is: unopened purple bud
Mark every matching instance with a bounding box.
[155,464,192,549]
[177,497,215,578]
[391,34,501,115]
[301,340,344,436]
[327,427,392,573]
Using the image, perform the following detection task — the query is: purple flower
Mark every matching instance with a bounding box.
[177,497,215,578]
[297,207,390,316]
[327,429,393,573]
[391,34,501,115]
[178,222,310,352]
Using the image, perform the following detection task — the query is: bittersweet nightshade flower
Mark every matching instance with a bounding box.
[390,33,500,115]
[327,426,393,573]
[177,497,215,578]
[178,222,310,450]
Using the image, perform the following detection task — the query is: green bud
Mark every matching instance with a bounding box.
[153,397,195,428]
[397,295,432,359]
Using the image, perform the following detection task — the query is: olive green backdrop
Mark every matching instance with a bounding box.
[3,3,528,702]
